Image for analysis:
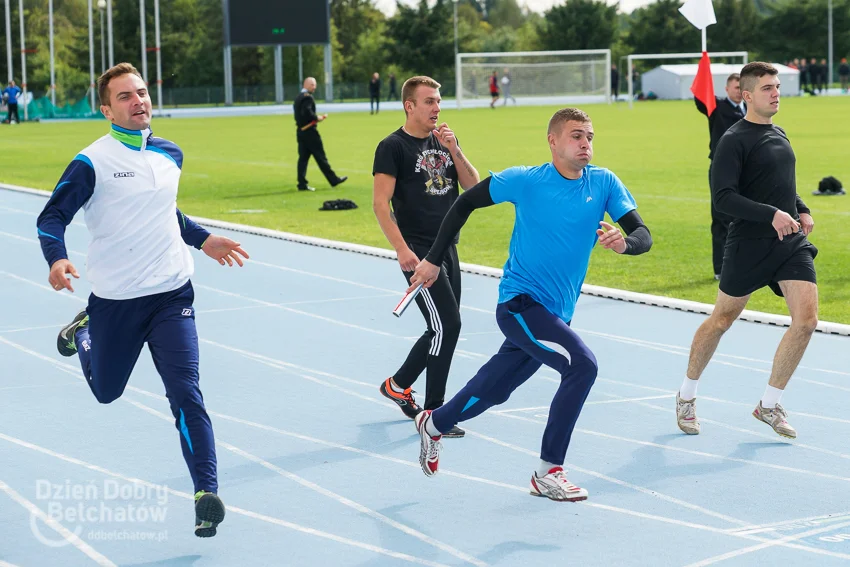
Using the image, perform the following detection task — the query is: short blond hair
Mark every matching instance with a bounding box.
[547,108,591,135]
[97,63,144,106]
[401,76,441,116]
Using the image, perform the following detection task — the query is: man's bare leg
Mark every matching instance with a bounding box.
[677,290,750,434]
[753,280,818,439]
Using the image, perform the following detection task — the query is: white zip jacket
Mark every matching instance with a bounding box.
[37,124,210,300]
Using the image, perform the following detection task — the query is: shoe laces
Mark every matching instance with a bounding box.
[770,403,788,422]
[426,436,442,459]
[678,398,696,419]
[548,468,578,490]
[402,388,421,407]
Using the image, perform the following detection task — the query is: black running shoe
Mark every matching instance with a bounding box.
[442,425,465,438]
[379,378,423,420]
[57,309,89,357]
[194,491,225,538]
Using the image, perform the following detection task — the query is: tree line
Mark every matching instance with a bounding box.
[1,0,847,104]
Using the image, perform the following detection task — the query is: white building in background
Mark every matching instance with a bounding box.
[641,63,800,99]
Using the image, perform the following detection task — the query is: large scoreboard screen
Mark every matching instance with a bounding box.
[226,0,330,46]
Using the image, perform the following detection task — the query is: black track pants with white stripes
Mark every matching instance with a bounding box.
[393,242,462,410]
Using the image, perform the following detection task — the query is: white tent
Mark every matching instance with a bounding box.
[640,63,800,99]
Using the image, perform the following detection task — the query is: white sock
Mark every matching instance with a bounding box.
[389,378,404,394]
[761,385,784,408]
[679,377,699,401]
[537,460,560,477]
[424,415,442,438]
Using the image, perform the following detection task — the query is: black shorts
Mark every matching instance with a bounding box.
[719,233,818,298]
[490,91,499,98]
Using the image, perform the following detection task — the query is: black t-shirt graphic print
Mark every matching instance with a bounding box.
[373,128,460,246]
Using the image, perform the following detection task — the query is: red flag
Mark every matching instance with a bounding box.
[691,52,716,116]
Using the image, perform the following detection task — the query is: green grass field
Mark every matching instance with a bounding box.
[3,97,849,322]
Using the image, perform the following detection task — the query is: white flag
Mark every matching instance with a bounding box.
[679,0,716,30]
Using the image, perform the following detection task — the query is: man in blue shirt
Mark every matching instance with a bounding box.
[406,108,653,502]
[3,80,22,124]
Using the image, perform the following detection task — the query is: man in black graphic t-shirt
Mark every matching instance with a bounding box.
[677,62,818,441]
[372,76,481,437]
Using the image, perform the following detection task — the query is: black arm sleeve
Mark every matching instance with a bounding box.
[424,177,495,265]
[694,96,708,117]
[795,194,810,215]
[711,134,778,222]
[616,210,653,256]
[300,97,318,123]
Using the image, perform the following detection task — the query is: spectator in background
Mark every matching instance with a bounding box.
[501,68,516,106]
[818,58,828,93]
[489,71,500,108]
[369,72,382,115]
[388,73,398,100]
[632,68,641,96]
[611,64,620,100]
[810,58,822,94]
[798,59,809,94]
[3,80,22,124]
[839,57,850,93]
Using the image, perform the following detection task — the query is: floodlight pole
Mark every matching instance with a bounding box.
[274,45,283,103]
[298,45,303,85]
[4,0,12,82]
[140,0,148,86]
[154,0,162,112]
[49,0,55,105]
[99,1,105,73]
[452,0,458,62]
[107,0,114,67]
[828,0,834,88]
[88,0,96,112]
[222,0,233,106]
[18,0,27,121]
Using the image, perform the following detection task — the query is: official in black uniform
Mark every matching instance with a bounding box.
[695,72,747,279]
[678,62,817,441]
[293,77,347,192]
[369,72,381,115]
[372,76,481,436]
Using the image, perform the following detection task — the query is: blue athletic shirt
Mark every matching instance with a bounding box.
[489,163,637,323]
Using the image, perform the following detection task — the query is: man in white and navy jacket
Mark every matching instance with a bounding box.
[36,63,248,538]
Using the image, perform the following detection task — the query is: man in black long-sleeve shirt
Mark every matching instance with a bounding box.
[695,72,746,279]
[677,62,818,441]
[293,77,347,191]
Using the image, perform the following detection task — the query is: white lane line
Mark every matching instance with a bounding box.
[124,398,488,567]
[0,432,449,567]
[4,334,850,563]
[682,520,850,567]
[0,477,117,567]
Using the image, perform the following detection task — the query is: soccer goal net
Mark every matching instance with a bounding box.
[455,49,611,109]
[626,51,749,108]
